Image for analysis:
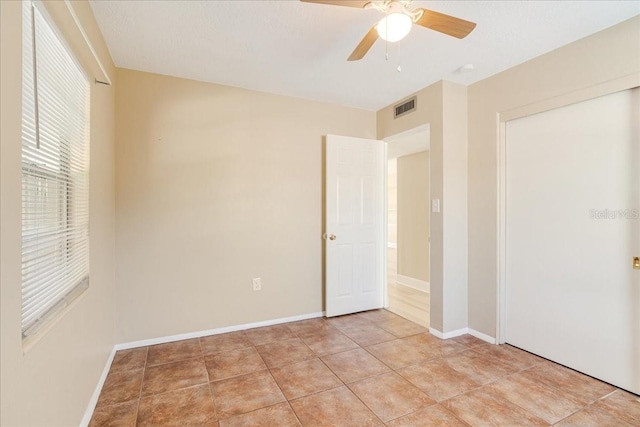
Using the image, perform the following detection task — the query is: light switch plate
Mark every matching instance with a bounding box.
[432,199,441,213]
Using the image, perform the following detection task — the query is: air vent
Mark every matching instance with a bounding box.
[394,96,417,119]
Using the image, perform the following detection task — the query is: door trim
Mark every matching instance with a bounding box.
[383,143,388,308]
[495,74,640,344]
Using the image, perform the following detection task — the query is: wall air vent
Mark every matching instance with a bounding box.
[394,96,417,119]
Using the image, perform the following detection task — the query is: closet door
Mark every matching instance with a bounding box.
[505,88,640,393]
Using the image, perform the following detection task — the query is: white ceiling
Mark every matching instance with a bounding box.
[90,0,640,111]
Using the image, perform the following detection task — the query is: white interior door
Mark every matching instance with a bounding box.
[505,88,640,394]
[325,135,384,317]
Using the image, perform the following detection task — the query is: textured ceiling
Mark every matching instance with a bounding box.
[90,0,640,111]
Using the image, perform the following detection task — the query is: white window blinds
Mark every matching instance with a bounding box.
[22,1,91,337]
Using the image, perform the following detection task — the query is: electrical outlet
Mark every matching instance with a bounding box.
[252,278,261,291]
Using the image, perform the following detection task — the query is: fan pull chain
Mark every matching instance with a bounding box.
[397,41,401,72]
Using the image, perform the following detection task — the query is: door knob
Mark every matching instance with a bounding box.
[634,257,640,270]
[329,234,337,240]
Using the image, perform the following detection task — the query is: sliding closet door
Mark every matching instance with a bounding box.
[505,88,640,393]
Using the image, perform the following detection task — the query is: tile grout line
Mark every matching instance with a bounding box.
[503,349,624,405]
[286,383,347,405]
[197,337,219,424]
[549,392,631,426]
[132,339,215,422]
[383,403,473,427]
[279,318,385,422]
[377,341,479,427]
[250,332,290,425]
[333,311,437,424]
[291,325,384,424]
[551,405,590,425]
[343,369,404,425]
[303,316,408,423]
[448,382,551,425]
[361,338,430,372]
[262,366,306,426]
[502,362,615,422]
[321,345,393,381]
[144,354,205,369]
[133,382,215,399]
[435,404,475,427]
[142,330,280,422]
[89,349,148,424]
[284,400,305,427]
[358,332,548,424]
[430,355,551,424]
[340,322,482,425]
[598,389,618,401]
[133,346,149,426]
[253,326,305,426]
[436,355,607,426]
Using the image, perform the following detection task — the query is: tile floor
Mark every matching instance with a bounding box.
[90,310,639,426]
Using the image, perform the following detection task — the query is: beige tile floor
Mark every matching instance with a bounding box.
[90,310,639,426]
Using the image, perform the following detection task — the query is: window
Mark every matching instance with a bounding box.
[21,1,91,338]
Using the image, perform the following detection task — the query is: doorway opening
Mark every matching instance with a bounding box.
[385,126,430,328]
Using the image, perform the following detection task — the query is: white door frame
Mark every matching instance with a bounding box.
[495,76,640,344]
[383,146,389,308]
[382,124,431,309]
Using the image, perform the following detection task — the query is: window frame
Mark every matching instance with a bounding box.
[21,0,92,343]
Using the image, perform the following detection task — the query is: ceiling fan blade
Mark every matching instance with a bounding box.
[414,8,476,39]
[300,0,370,8]
[348,25,379,61]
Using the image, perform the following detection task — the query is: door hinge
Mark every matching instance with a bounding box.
[634,257,640,270]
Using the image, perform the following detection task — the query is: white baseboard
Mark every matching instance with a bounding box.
[396,274,429,293]
[467,328,496,344]
[115,311,325,350]
[429,327,467,339]
[80,346,117,427]
[428,326,496,344]
[428,328,445,338]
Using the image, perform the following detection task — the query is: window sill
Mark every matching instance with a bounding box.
[22,286,89,354]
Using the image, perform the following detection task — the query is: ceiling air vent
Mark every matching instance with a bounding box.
[394,96,417,119]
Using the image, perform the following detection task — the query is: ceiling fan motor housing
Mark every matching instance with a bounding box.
[365,0,423,21]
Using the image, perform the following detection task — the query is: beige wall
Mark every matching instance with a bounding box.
[397,151,430,282]
[468,15,640,338]
[378,81,468,333]
[115,69,376,343]
[441,82,468,333]
[0,1,116,425]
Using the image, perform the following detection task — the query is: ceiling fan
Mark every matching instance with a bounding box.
[300,0,476,61]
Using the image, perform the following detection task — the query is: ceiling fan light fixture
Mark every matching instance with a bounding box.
[376,12,412,42]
